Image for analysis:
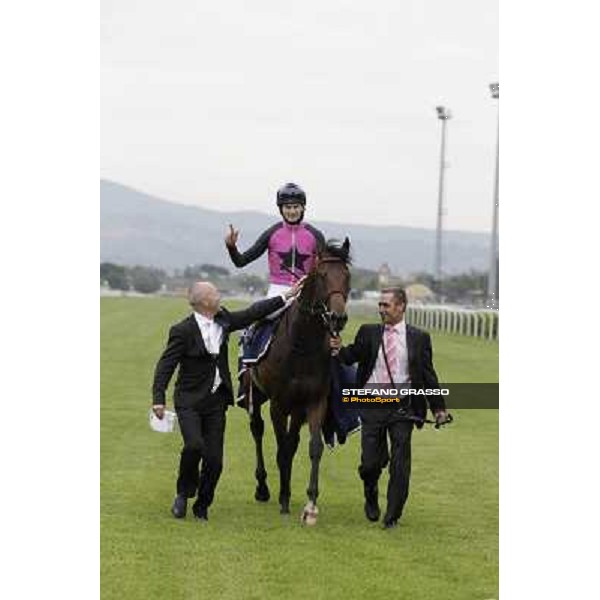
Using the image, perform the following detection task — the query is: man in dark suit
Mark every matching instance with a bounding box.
[152,279,303,521]
[330,287,448,529]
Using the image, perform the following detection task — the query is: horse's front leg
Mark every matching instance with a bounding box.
[249,402,270,502]
[302,399,326,526]
[272,405,301,515]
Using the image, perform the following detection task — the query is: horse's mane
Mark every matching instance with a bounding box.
[320,238,352,265]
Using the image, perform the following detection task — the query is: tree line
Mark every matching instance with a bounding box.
[100,262,267,295]
[101,262,490,303]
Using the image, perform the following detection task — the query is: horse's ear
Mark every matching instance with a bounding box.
[342,237,350,252]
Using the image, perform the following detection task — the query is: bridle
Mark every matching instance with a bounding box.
[297,257,349,336]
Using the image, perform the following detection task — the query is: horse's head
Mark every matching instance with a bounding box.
[300,237,352,336]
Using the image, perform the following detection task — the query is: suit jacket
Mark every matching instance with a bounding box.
[337,322,445,425]
[152,296,285,408]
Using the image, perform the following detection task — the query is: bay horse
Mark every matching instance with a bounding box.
[244,238,351,525]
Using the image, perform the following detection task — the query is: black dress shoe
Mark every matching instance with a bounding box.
[192,504,208,521]
[364,486,380,522]
[382,518,398,530]
[171,495,187,519]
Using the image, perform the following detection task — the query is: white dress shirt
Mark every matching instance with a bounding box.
[194,312,224,392]
[366,319,410,386]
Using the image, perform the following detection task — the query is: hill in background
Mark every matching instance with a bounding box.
[100,179,490,276]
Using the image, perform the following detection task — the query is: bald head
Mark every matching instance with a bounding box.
[188,281,221,316]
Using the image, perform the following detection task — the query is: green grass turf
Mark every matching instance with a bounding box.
[101,297,498,600]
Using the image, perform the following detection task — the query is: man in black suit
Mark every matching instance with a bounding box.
[330,287,448,529]
[152,280,303,521]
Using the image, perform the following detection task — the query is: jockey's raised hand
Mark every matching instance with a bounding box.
[225,224,239,248]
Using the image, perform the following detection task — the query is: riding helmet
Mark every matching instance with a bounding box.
[276,183,306,207]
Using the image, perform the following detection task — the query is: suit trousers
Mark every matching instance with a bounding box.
[358,408,414,522]
[175,387,228,508]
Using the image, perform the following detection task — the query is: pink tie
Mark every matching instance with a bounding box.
[375,326,399,384]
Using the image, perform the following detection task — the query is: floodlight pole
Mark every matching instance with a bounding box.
[487,83,499,309]
[435,105,451,300]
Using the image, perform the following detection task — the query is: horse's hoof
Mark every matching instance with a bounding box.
[301,502,319,526]
[255,486,270,502]
[303,513,318,526]
[280,503,290,515]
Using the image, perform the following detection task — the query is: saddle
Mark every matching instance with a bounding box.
[236,311,286,410]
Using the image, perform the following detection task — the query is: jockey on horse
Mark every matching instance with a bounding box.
[225,182,325,299]
[224,183,325,401]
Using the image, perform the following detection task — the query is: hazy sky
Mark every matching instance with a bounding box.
[101,0,498,232]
